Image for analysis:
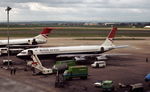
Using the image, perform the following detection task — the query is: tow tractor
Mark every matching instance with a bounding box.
[27,50,53,75]
[94,80,115,92]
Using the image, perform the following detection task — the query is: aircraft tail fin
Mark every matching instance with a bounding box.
[34,27,55,40]
[102,27,117,46]
[39,27,54,38]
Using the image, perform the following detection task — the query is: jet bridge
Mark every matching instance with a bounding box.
[27,50,53,75]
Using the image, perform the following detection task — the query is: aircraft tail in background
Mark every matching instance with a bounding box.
[102,27,117,47]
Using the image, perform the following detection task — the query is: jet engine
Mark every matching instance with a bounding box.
[96,55,108,61]
[74,56,86,61]
[100,47,105,52]
[28,39,37,45]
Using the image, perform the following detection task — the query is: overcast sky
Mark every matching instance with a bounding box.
[0,0,150,22]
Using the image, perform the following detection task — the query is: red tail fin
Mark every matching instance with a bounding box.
[107,27,117,39]
[102,27,117,46]
[41,27,54,35]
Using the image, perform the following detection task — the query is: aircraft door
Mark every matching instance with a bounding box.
[28,50,33,55]
[101,47,104,52]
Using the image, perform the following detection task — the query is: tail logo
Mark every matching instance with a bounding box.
[40,27,55,38]
[41,34,48,38]
[108,27,117,42]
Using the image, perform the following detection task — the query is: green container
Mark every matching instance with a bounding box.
[53,60,76,73]
[55,60,76,66]
[63,66,88,80]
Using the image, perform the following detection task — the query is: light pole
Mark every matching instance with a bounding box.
[5,6,12,68]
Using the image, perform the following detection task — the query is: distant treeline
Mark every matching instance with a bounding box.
[0,21,150,28]
[0,27,149,37]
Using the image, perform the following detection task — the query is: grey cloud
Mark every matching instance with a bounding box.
[1,0,150,9]
[0,0,150,22]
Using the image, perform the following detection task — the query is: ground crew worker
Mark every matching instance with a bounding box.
[10,67,14,75]
[146,57,148,62]
[83,86,88,91]
[13,67,17,75]
[31,67,35,73]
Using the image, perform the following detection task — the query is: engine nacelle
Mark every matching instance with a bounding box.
[74,56,86,61]
[100,47,105,52]
[36,39,47,44]
[96,55,108,61]
[28,39,37,45]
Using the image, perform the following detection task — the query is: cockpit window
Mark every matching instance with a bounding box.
[21,52,26,54]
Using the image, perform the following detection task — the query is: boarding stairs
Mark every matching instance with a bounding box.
[28,50,53,74]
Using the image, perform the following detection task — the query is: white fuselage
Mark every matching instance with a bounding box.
[17,45,114,60]
[144,26,150,28]
[0,38,46,46]
[0,27,52,56]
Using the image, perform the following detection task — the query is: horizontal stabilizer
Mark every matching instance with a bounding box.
[113,45,129,49]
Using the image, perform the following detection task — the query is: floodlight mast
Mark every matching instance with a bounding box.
[5,6,11,68]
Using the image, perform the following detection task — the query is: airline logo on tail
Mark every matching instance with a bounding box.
[101,27,117,46]
[107,27,117,42]
[40,27,55,38]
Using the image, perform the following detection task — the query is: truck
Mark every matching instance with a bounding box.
[2,59,13,66]
[91,61,106,68]
[63,66,88,80]
[52,60,76,73]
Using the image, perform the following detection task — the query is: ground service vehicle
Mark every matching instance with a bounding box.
[2,59,13,66]
[129,83,144,92]
[101,80,115,92]
[91,61,106,68]
[94,80,102,87]
[52,60,76,73]
[53,60,76,68]
[119,83,144,92]
[145,73,150,82]
[63,66,88,80]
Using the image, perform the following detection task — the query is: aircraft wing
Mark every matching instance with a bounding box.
[101,53,131,57]
[57,53,131,61]
[57,54,101,58]
[56,53,131,58]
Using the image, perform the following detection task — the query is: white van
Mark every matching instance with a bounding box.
[91,61,106,68]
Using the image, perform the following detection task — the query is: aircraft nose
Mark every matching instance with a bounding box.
[16,51,31,60]
[16,53,22,58]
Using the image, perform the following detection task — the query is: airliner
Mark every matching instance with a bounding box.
[0,27,54,55]
[144,26,150,28]
[0,27,54,46]
[17,27,128,60]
